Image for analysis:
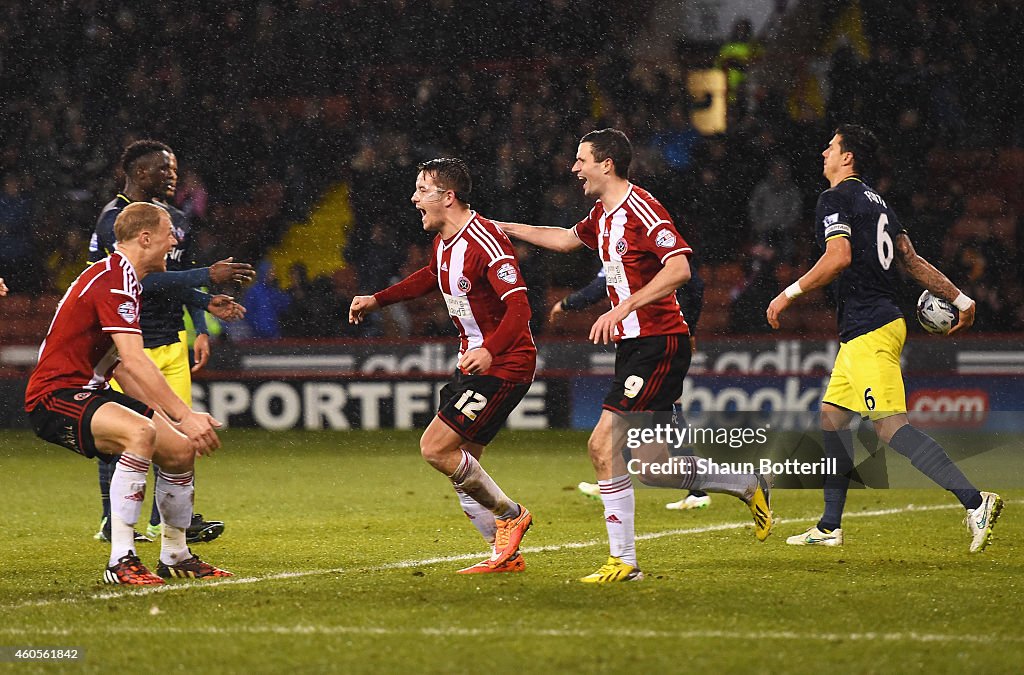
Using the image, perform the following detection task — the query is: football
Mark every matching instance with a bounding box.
[916,290,959,334]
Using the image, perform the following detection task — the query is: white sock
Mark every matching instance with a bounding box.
[599,475,637,567]
[453,486,497,548]
[449,450,519,521]
[155,469,194,565]
[108,453,150,566]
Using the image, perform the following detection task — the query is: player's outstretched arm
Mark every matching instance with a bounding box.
[111,332,221,454]
[174,288,244,321]
[354,266,438,324]
[143,268,213,292]
[590,254,691,344]
[207,294,246,321]
[144,260,255,295]
[208,257,257,286]
[349,295,380,324]
[497,221,583,253]
[551,274,606,321]
[895,233,975,333]
[767,237,851,329]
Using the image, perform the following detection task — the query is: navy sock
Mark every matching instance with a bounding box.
[818,429,854,532]
[98,458,115,521]
[888,425,982,510]
[673,403,705,499]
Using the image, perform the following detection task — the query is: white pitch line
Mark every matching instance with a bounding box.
[0,502,974,611]
[0,623,1020,646]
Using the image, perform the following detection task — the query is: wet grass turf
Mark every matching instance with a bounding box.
[1,429,1021,673]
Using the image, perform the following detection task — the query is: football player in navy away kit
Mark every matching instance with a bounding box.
[89,140,254,545]
[767,124,1002,551]
[562,264,714,511]
[501,129,773,583]
[25,202,231,584]
[349,158,535,574]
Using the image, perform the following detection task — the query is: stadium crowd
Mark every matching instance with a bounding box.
[1,0,1021,338]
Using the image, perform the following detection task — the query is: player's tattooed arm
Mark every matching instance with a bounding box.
[894,233,975,333]
[894,234,958,300]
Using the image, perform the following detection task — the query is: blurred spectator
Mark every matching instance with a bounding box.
[652,105,704,175]
[512,241,549,335]
[45,228,87,294]
[173,167,209,223]
[281,262,316,338]
[345,221,407,337]
[950,239,1006,331]
[242,260,292,340]
[0,174,43,292]
[747,157,801,262]
[716,17,760,113]
[0,0,1018,340]
[826,43,862,128]
[728,244,780,334]
[683,163,734,265]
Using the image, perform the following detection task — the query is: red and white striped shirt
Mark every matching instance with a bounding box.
[25,252,142,410]
[431,213,536,383]
[572,184,692,340]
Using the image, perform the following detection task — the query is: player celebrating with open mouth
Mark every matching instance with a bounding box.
[25,202,231,584]
[501,128,773,583]
[349,158,535,574]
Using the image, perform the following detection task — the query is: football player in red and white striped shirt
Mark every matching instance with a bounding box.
[24,202,231,585]
[502,129,773,582]
[349,158,534,574]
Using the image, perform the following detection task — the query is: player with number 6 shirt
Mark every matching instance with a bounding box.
[767,124,1001,552]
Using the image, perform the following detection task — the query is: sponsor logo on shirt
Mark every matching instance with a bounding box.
[496,262,518,285]
[457,276,472,293]
[440,262,448,272]
[117,300,138,324]
[655,229,676,248]
[615,238,628,255]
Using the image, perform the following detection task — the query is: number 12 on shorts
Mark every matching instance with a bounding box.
[454,390,488,420]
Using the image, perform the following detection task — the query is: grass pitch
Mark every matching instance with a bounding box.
[1,429,1021,673]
